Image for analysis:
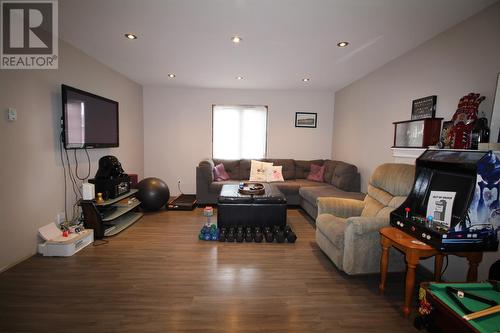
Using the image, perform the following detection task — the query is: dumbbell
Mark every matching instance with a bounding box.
[274,226,286,243]
[245,226,253,242]
[236,225,245,242]
[209,224,219,241]
[226,226,235,242]
[218,227,227,242]
[264,226,274,242]
[198,225,209,240]
[285,225,297,243]
[254,226,263,243]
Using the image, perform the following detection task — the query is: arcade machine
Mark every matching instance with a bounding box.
[390,149,499,252]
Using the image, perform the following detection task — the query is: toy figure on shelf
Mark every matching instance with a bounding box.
[447,93,485,149]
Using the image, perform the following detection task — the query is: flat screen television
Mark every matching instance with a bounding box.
[62,84,119,149]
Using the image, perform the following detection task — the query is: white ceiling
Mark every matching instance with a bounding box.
[59,0,497,91]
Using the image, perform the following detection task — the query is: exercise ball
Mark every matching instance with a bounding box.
[137,177,170,211]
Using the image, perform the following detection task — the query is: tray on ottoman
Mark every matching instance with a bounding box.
[217,183,287,228]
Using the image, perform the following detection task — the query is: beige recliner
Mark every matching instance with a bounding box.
[315,163,415,275]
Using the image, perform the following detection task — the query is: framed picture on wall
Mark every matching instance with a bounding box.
[295,112,317,128]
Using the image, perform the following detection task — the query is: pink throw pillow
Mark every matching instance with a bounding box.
[268,165,284,182]
[307,164,325,182]
[213,163,230,181]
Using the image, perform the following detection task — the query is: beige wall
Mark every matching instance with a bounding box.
[0,40,144,272]
[332,3,500,280]
[143,87,334,195]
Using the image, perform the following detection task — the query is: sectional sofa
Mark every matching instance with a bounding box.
[196,158,366,218]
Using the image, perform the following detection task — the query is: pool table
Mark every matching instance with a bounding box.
[418,282,500,333]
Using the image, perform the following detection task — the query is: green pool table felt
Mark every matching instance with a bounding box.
[429,282,500,333]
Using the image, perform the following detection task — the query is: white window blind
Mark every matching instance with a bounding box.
[212,105,268,159]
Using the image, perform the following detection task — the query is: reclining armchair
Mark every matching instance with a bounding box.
[315,163,415,275]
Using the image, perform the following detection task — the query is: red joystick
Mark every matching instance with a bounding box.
[62,230,69,237]
[405,207,410,219]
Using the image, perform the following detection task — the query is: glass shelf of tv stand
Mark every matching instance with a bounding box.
[98,189,142,236]
[103,212,143,236]
[96,189,138,206]
[80,189,143,238]
[101,198,141,221]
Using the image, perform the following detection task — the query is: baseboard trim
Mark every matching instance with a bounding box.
[0,253,35,274]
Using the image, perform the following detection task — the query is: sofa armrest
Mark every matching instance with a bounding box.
[317,197,365,218]
[344,216,390,236]
[196,159,215,203]
[341,216,395,275]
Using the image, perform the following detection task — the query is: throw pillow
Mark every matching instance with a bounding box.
[307,163,325,182]
[267,165,285,182]
[213,163,230,181]
[249,160,273,182]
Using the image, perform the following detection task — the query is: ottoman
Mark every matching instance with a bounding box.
[217,183,287,228]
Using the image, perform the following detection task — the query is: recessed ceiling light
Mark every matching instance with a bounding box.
[302,78,310,82]
[231,35,242,43]
[337,41,349,47]
[167,73,176,78]
[236,76,244,80]
[124,33,138,40]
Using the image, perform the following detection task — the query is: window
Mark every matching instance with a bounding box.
[212,105,268,159]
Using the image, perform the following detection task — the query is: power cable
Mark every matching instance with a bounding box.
[74,148,91,180]
[440,255,449,280]
[59,133,68,222]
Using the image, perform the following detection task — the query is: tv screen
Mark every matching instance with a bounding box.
[62,84,119,149]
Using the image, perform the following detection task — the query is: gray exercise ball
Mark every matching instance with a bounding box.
[137,177,170,211]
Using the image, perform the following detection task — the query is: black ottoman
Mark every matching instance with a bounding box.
[217,183,287,228]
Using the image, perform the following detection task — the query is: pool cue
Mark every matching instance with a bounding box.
[463,304,500,321]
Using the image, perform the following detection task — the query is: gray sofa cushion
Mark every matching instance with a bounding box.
[213,159,241,179]
[273,179,325,196]
[323,160,337,183]
[239,159,251,179]
[294,160,324,179]
[299,186,366,206]
[330,161,359,191]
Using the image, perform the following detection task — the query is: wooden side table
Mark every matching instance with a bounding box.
[378,227,483,317]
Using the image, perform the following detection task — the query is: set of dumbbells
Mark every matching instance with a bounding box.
[218,225,297,243]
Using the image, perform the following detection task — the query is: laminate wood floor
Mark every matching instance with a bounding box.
[0,208,419,333]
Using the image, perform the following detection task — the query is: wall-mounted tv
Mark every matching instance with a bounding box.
[62,84,119,149]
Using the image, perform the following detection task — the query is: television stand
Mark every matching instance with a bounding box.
[80,189,143,239]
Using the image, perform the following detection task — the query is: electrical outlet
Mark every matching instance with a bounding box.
[56,212,66,225]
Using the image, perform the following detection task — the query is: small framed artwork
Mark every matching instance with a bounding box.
[295,112,317,128]
[411,95,437,120]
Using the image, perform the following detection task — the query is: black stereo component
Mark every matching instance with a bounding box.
[390,149,499,252]
[89,176,130,200]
